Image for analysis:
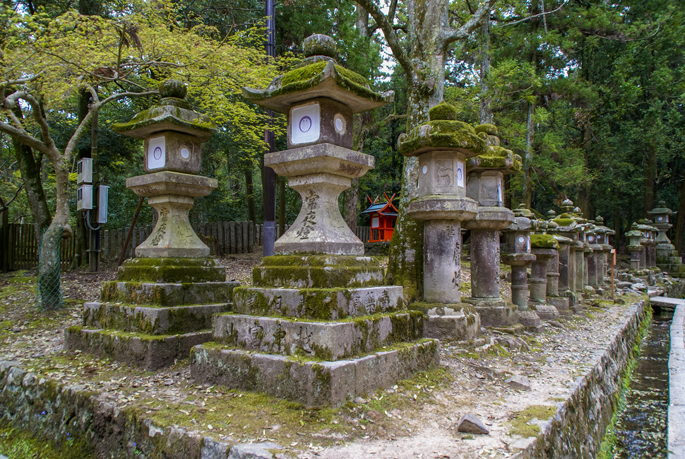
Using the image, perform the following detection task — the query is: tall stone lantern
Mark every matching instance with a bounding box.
[648,201,685,277]
[66,80,238,369]
[553,199,582,298]
[529,219,561,320]
[462,125,520,327]
[649,201,677,264]
[626,223,643,271]
[190,35,438,406]
[394,101,484,339]
[502,205,539,326]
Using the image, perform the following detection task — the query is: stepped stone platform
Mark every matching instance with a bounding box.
[66,258,238,370]
[190,255,439,406]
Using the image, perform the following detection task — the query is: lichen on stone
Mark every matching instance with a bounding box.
[428,102,459,121]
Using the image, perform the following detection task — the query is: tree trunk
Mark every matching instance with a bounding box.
[675,175,685,256]
[387,0,449,302]
[479,16,493,124]
[342,178,360,234]
[278,175,286,235]
[521,102,534,208]
[38,150,69,310]
[644,144,656,217]
[245,166,256,222]
[13,140,51,237]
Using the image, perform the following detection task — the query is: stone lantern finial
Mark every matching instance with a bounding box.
[561,198,574,213]
[303,34,337,59]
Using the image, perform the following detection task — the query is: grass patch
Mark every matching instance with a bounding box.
[0,422,94,459]
[507,405,557,438]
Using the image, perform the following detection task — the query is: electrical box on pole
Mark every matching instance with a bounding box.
[97,185,109,224]
[77,158,93,185]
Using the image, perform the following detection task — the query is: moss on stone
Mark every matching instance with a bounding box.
[398,119,486,156]
[428,102,459,121]
[281,61,328,86]
[554,218,575,227]
[475,123,498,135]
[531,234,559,249]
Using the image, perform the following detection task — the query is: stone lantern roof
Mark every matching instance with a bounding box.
[111,79,215,141]
[466,124,522,173]
[398,102,486,157]
[649,200,676,217]
[242,34,394,114]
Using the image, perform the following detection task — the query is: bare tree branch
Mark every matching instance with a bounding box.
[0,184,24,210]
[444,0,497,45]
[0,71,43,88]
[389,0,399,24]
[355,0,415,79]
[498,1,568,27]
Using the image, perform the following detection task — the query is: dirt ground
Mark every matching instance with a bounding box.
[0,251,645,458]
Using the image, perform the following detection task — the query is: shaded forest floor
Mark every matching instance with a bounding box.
[0,252,646,458]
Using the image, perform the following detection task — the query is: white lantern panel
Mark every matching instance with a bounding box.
[371,216,379,228]
[456,161,465,187]
[147,136,166,170]
[291,104,320,145]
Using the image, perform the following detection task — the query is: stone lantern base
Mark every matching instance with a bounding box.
[65,257,239,369]
[189,255,439,406]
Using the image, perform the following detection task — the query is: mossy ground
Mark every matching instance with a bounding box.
[507,405,557,437]
[0,422,95,459]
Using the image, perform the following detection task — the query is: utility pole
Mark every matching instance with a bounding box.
[263,0,277,256]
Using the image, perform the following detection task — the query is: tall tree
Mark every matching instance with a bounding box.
[356,0,496,301]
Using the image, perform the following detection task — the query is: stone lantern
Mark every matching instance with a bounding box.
[528,219,560,320]
[462,124,520,327]
[626,223,643,271]
[593,216,610,286]
[112,80,217,258]
[553,199,582,298]
[585,222,602,289]
[502,205,539,326]
[546,218,573,314]
[66,79,238,369]
[648,201,685,277]
[649,201,677,265]
[398,102,482,306]
[635,221,654,269]
[190,34,438,406]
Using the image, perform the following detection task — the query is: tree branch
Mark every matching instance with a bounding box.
[444,0,498,45]
[0,184,24,211]
[498,1,568,27]
[0,120,52,156]
[355,0,414,79]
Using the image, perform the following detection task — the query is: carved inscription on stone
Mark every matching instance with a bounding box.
[448,225,461,289]
[295,326,314,356]
[296,190,319,240]
[150,207,169,246]
[248,323,264,348]
[436,160,454,187]
[271,322,286,353]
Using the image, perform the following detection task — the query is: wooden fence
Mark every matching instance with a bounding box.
[1,221,374,272]
[0,223,77,272]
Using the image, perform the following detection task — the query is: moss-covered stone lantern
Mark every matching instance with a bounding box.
[188,35,438,407]
[626,223,643,271]
[502,205,539,326]
[65,80,238,370]
[111,79,217,258]
[461,124,521,327]
[397,102,483,307]
[552,198,583,306]
[648,201,685,277]
[242,34,393,256]
[528,220,561,320]
[649,201,677,265]
[545,218,573,314]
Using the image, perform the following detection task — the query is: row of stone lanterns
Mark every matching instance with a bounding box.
[65,32,623,407]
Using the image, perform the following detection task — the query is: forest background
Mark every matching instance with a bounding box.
[1,0,684,275]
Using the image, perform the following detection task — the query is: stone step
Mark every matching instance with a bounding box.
[232,286,403,320]
[83,302,231,335]
[101,281,239,306]
[117,257,227,283]
[212,311,424,361]
[407,303,480,341]
[190,339,439,407]
[65,327,211,370]
[253,255,386,289]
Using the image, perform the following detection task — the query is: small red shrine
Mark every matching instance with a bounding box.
[361,193,398,242]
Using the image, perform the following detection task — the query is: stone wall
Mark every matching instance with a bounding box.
[0,361,232,459]
[512,300,648,459]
